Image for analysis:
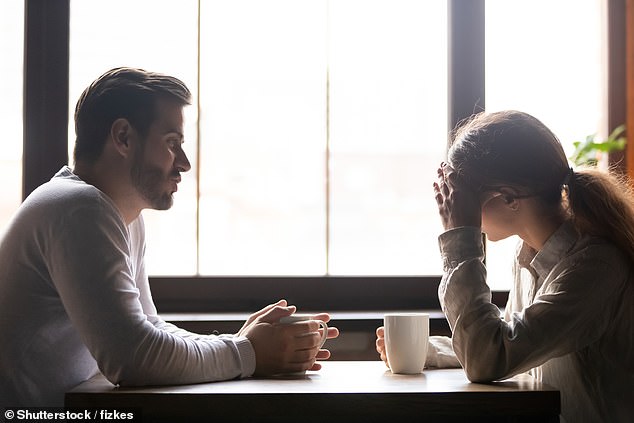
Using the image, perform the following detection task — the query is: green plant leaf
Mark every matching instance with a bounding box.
[568,124,627,167]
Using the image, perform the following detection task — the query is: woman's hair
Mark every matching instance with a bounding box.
[449,110,634,262]
[73,67,192,164]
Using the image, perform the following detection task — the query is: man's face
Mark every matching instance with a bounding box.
[131,100,191,210]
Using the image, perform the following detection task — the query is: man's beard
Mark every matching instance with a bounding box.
[131,157,176,211]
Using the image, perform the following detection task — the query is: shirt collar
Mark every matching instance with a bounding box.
[54,165,79,180]
[517,221,578,279]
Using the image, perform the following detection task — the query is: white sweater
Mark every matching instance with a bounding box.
[0,167,256,407]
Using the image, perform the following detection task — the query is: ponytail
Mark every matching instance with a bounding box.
[567,167,634,263]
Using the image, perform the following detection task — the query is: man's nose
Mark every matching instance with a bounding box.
[176,149,191,173]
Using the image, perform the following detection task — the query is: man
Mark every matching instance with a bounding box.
[0,67,336,407]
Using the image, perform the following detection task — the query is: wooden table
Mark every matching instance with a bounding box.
[65,361,560,422]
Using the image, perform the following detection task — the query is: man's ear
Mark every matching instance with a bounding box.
[110,118,134,158]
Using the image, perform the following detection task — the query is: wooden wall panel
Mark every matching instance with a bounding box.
[625,0,634,181]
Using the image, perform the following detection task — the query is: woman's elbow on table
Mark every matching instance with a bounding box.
[456,345,506,383]
[461,353,517,383]
[463,365,498,383]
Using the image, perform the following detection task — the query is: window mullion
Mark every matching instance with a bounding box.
[447,0,485,135]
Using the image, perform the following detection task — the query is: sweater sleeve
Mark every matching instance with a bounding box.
[47,200,256,386]
[437,227,628,382]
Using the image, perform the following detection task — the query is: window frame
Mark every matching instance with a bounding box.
[22,0,627,314]
[23,0,70,197]
[150,275,510,313]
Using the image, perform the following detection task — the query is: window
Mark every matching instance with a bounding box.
[17,0,606,300]
[198,0,447,275]
[69,0,447,277]
[484,0,604,289]
[0,1,24,237]
[69,0,200,274]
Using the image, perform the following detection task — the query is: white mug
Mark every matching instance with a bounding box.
[384,312,429,374]
[278,314,329,349]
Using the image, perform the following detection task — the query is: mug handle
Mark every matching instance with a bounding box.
[315,320,328,348]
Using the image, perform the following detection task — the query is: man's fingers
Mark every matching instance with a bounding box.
[258,304,296,324]
[249,300,287,321]
[309,362,323,371]
[278,320,320,334]
[293,331,323,350]
[309,313,331,323]
[324,326,339,339]
[316,349,331,360]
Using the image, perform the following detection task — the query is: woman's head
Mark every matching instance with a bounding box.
[449,110,634,263]
[448,110,570,207]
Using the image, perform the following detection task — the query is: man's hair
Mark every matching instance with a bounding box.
[73,67,192,164]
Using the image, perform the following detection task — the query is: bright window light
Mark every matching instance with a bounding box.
[485,0,604,289]
[64,0,604,281]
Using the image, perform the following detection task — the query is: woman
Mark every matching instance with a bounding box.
[376,110,634,422]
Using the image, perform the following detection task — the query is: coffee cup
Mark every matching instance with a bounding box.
[279,314,329,349]
[384,312,429,374]
[278,314,328,375]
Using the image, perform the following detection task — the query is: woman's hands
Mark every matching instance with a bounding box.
[433,162,482,230]
[375,326,389,368]
[374,163,485,369]
[374,164,481,365]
